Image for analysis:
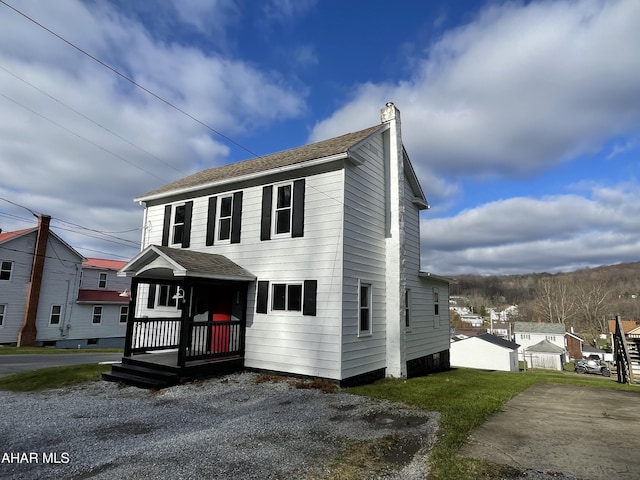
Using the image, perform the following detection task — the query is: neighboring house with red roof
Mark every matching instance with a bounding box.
[0,219,130,347]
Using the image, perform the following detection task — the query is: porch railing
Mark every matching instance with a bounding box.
[127,317,182,355]
[124,317,244,364]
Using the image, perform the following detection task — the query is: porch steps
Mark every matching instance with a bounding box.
[102,362,180,389]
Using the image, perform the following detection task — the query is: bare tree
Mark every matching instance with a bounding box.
[573,279,612,340]
[532,276,577,324]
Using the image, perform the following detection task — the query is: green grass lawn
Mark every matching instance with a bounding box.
[0,346,123,354]
[348,368,636,480]
[0,364,107,391]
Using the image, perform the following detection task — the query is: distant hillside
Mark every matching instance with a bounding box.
[449,261,640,327]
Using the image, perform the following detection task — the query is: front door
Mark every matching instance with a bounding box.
[211,287,232,353]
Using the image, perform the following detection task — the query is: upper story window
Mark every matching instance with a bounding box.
[0,261,12,281]
[275,184,292,235]
[162,201,193,248]
[206,192,243,246]
[98,272,108,289]
[260,179,305,241]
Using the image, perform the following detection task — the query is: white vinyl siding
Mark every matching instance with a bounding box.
[341,136,388,379]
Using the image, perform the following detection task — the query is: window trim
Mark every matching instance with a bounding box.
[0,261,12,281]
[271,282,303,312]
[358,281,372,337]
[171,204,186,246]
[0,304,6,327]
[217,194,234,243]
[98,272,108,289]
[50,305,62,325]
[273,183,293,237]
[119,305,129,324]
[92,305,103,325]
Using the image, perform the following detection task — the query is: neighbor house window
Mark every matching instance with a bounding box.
[0,304,6,326]
[92,306,103,324]
[520,333,530,340]
[404,289,411,328]
[546,335,556,342]
[50,305,62,325]
[0,261,12,281]
[272,283,303,311]
[119,305,129,323]
[98,272,107,289]
[359,282,371,335]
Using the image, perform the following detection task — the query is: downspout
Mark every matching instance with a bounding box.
[18,214,51,347]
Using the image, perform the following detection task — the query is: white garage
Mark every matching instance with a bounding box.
[450,333,520,372]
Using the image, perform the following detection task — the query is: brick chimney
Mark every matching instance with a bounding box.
[17,215,51,347]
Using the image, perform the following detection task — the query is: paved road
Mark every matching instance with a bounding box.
[0,353,123,375]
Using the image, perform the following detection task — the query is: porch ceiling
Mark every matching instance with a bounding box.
[118,245,255,282]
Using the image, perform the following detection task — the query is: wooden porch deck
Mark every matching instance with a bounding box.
[103,350,244,389]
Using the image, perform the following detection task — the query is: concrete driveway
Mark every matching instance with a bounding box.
[458,383,640,479]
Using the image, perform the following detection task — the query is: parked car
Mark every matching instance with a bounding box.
[575,358,611,377]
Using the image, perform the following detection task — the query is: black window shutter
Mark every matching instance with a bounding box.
[206,196,217,246]
[292,179,305,238]
[256,281,269,313]
[147,284,156,309]
[303,280,317,316]
[231,191,243,244]
[260,186,273,241]
[181,201,193,248]
[161,205,171,246]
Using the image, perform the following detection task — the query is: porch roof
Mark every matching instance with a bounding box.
[118,245,256,282]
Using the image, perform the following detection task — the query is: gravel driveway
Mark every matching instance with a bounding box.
[1,372,439,480]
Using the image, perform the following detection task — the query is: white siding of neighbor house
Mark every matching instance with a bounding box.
[66,267,130,344]
[450,337,519,372]
[0,232,35,343]
[141,167,345,379]
[33,236,83,343]
[341,137,388,380]
[403,174,451,361]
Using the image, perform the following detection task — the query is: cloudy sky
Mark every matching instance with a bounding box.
[0,0,638,276]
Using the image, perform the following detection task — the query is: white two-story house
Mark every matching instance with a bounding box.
[107,103,452,388]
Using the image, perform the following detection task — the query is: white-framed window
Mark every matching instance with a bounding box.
[119,305,129,323]
[520,333,530,340]
[218,195,234,242]
[272,283,303,312]
[98,272,108,289]
[92,306,103,324]
[433,288,440,316]
[359,282,372,335]
[274,183,293,235]
[171,204,186,245]
[0,261,12,281]
[157,285,178,308]
[50,305,62,325]
[404,289,411,328]
[0,304,6,327]
[546,335,556,342]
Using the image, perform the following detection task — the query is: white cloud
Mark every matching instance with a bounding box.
[421,182,640,275]
[0,0,305,258]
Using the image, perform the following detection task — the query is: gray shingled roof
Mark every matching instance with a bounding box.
[138,124,384,200]
[513,322,566,335]
[121,245,255,281]
[525,339,565,353]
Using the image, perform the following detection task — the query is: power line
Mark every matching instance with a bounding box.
[0,92,170,182]
[0,0,260,159]
[0,63,188,176]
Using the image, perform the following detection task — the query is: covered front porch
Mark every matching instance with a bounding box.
[102,245,255,388]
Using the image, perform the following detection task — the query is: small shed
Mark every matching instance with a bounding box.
[450,333,520,372]
[524,339,565,371]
